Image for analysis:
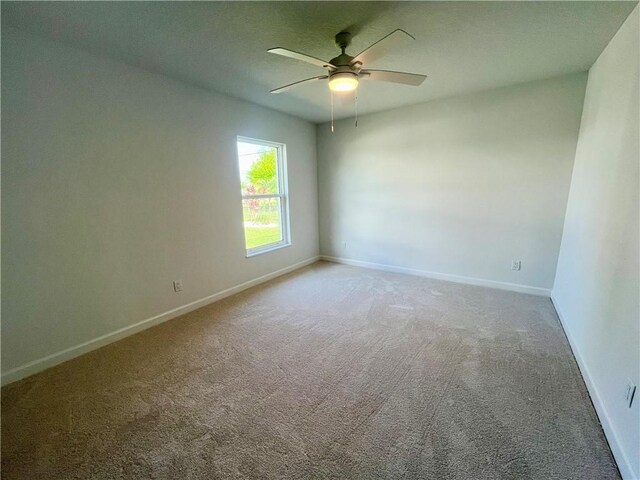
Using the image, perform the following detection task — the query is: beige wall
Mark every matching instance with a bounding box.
[317,73,587,293]
[1,28,319,379]
[553,7,639,479]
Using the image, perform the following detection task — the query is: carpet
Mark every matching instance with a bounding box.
[1,261,619,479]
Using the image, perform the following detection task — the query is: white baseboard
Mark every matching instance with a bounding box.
[320,255,551,297]
[551,294,636,480]
[1,256,320,387]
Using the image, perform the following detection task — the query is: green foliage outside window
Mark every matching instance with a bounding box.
[247,149,277,194]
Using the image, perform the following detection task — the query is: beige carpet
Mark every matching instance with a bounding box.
[1,261,619,479]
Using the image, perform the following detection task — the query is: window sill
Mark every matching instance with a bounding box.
[245,242,291,258]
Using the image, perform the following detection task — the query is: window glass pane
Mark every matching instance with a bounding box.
[242,197,283,250]
[237,141,279,196]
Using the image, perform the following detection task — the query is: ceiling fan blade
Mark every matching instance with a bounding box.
[268,48,335,69]
[350,29,415,67]
[270,75,328,94]
[360,69,427,86]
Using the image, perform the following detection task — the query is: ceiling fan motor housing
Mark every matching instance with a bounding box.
[329,54,355,67]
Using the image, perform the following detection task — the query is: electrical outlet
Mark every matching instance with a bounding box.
[625,381,636,408]
[511,260,521,271]
[173,280,183,292]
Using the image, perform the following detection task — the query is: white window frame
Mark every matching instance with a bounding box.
[237,136,291,257]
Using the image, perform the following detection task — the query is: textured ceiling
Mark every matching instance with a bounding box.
[2,1,636,123]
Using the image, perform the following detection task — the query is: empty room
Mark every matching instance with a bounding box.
[1,1,638,479]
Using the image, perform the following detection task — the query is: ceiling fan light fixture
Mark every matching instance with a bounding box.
[328,72,359,92]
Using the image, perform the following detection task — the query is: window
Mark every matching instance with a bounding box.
[236,137,290,256]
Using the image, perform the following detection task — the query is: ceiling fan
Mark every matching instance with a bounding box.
[268,29,427,95]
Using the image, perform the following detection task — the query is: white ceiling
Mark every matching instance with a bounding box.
[3,1,636,123]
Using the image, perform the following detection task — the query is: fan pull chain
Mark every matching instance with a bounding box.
[355,92,358,128]
[330,90,335,133]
